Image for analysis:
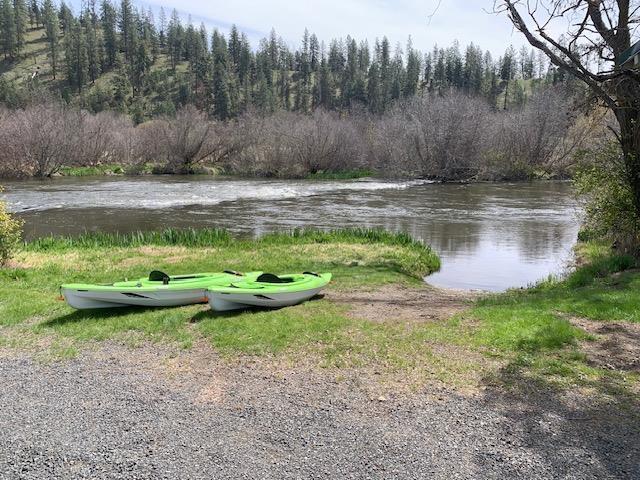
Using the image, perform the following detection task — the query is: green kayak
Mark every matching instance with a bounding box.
[62,270,261,309]
[206,272,332,311]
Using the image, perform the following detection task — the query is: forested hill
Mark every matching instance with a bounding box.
[0,0,567,120]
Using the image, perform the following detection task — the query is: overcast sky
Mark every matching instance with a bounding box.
[130,0,527,56]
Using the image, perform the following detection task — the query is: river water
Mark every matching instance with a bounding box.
[1,176,581,291]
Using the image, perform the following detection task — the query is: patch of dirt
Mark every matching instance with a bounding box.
[571,317,640,372]
[328,284,480,323]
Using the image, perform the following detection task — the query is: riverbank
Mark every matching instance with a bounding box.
[0,228,636,392]
[1,230,639,478]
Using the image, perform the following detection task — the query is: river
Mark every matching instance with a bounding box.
[1,176,581,291]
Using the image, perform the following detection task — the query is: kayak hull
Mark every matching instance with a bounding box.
[206,287,325,311]
[206,272,331,311]
[61,272,260,310]
[62,288,210,309]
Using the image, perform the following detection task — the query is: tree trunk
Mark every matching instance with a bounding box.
[614,79,640,221]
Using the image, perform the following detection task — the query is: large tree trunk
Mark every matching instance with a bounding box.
[614,76,640,220]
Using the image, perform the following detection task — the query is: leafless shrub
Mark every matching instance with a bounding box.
[0,90,588,180]
[229,109,367,177]
[372,92,491,179]
[0,103,81,177]
[485,87,573,179]
[152,106,242,174]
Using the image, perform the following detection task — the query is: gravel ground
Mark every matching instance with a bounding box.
[1,345,638,480]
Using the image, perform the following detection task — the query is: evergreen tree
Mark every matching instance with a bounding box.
[500,45,516,109]
[378,37,391,107]
[83,5,103,83]
[1,0,17,59]
[404,37,421,97]
[211,30,231,119]
[13,0,28,55]
[367,62,381,113]
[158,7,166,50]
[462,44,483,94]
[166,9,183,70]
[111,54,131,112]
[314,58,334,109]
[100,0,117,69]
[28,0,40,27]
[64,18,89,92]
[119,0,135,60]
[42,0,59,77]
[390,44,404,101]
[58,1,72,34]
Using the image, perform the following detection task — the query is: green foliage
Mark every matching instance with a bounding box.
[0,186,23,265]
[574,142,640,252]
[27,227,233,250]
[58,164,125,177]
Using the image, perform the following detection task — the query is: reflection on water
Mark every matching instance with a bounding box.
[1,177,580,291]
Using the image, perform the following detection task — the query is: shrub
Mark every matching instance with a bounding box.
[573,142,640,254]
[0,187,23,266]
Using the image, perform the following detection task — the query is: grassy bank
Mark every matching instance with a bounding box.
[0,228,440,361]
[58,164,126,177]
[1,228,638,396]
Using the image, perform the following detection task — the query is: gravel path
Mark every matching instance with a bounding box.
[1,346,638,480]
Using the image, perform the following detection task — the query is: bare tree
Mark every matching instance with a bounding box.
[229,110,367,177]
[1,104,80,177]
[156,106,242,174]
[495,1,640,216]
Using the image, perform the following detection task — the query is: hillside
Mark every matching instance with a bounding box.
[0,1,556,121]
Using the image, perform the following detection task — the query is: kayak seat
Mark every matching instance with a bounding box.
[149,270,171,285]
[256,273,295,284]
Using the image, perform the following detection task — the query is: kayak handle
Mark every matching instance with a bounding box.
[224,270,244,276]
[303,271,321,277]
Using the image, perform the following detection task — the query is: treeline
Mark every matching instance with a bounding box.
[0,87,587,180]
[0,0,565,120]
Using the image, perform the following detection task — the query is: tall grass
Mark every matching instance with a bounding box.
[24,227,441,279]
[27,228,233,250]
[27,227,431,250]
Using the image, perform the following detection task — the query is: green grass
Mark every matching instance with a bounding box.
[1,229,639,396]
[0,228,441,365]
[58,164,126,177]
[463,241,640,395]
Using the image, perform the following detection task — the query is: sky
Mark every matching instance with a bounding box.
[129,0,528,56]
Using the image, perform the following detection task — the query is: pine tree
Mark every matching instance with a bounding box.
[158,7,166,50]
[119,0,135,60]
[404,37,421,97]
[111,54,131,112]
[1,0,17,59]
[211,30,231,119]
[28,0,40,27]
[58,1,72,34]
[64,18,89,92]
[166,9,183,70]
[378,37,391,108]
[42,0,59,77]
[100,0,117,69]
[131,39,151,95]
[390,44,404,101]
[13,0,28,55]
[367,62,381,113]
[84,6,103,83]
[500,45,516,109]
